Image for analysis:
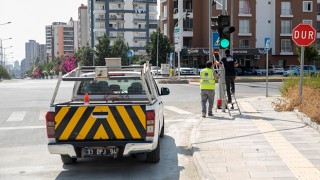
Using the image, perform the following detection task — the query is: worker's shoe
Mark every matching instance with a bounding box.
[202,113,206,117]
[208,113,213,116]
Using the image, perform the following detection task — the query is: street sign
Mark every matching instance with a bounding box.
[264,38,270,51]
[292,23,316,46]
[212,32,220,49]
[127,51,133,58]
[174,27,181,52]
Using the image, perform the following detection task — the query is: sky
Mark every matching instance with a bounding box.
[0,0,87,64]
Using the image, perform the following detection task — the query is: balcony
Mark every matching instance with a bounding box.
[280,9,293,18]
[133,36,147,41]
[133,0,146,4]
[109,0,124,3]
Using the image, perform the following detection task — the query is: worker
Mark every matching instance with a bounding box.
[220,49,238,103]
[200,60,219,117]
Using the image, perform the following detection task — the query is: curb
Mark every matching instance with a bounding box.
[189,118,214,180]
[294,108,320,133]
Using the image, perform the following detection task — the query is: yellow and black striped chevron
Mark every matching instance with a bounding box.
[54,105,146,141]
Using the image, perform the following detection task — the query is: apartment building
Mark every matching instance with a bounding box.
[45,18,79,61]
[78,4,89,47]
[87,0,158,56]
[160,0,317,68]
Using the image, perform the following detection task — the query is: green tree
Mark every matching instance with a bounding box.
[0,65,11,79]
[146,28,172,66]
[296,44,320,65]
[110,38,130,65]
[95,35,111,66]
[75,43,94,66]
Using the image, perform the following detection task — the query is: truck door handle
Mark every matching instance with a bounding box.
[92,112,109,119]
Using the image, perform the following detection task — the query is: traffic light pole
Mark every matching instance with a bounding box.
[209,0,213,62]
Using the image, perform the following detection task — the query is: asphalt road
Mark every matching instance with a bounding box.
[0,79,282,180]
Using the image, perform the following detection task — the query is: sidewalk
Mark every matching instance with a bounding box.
[190,96,320,179]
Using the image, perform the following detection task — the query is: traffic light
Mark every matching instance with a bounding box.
[218,15,235,49]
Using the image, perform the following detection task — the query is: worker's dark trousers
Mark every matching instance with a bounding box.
[225,76,236,103]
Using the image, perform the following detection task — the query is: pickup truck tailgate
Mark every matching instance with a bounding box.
[54,105,146,141]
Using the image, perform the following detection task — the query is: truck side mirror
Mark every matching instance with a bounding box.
[161,87,170,95]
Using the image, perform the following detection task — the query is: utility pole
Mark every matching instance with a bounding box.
[209,0,213,62]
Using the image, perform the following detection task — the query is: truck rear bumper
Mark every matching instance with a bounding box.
[48,141,154,157]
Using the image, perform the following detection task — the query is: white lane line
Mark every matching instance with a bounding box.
[7,111,26,122]
[242,102,320,179]
[164,106,192,115]
[39,111,47,121]
[0,126,46,131]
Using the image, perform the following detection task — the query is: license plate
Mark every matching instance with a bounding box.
[81,147,119,158]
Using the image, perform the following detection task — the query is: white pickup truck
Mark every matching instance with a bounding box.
[45,61,170,164]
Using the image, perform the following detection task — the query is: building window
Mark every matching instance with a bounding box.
[216,0,227,10]
[281,39,293,53]
[239,20,250,33]
[239,39,250,48]
[303,1,313,12]
[163,5,167,18]
[302,19,312,25]
[281,2,291,15]
[239,0,250,14]
[163,23,168,36]
[317,21,320,32]
[317,3,320,15]
[281,20,292,34]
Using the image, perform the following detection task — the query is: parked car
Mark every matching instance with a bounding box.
[283,65,317,76]
[240,66,255,75]
[235,67,244,76]
[150,66,161,75]
[176,67,197,75]
[251,66,267,75]
[284,65,298,71]
[268,65,284,74]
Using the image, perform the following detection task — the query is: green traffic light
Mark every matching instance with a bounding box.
[220,38,230,49]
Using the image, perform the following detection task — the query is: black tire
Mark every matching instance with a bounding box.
[160,118,164,138]
[146,141,160,163]
[61,155,77,164]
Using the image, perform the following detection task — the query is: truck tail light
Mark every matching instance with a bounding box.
[146,110,155,136]
[46,112,55,138]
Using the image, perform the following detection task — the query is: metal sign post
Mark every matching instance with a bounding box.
[264,38,271,97]
[299,47,305,103]
[291,23,316,103]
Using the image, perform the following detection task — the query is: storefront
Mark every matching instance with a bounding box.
[232,48,272,68]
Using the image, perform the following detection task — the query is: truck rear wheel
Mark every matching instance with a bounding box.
[146,141,160,163]
[61,155,77,164]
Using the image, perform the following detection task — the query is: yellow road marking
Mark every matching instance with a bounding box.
[242,102,320,179]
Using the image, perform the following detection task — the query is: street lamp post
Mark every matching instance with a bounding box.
[2,46,13,67]
[0,38,12,66]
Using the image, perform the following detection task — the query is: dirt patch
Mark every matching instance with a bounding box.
[273,85,320,124]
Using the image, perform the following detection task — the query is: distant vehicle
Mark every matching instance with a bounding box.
[268,65,284,74]
[176,67,197,75]
[251,66,267,75]
[284,65,298,71]
[235,67,244,76]
[150,66,161,75]
[283,65,317,76]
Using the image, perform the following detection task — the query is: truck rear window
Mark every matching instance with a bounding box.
[77,79,145,95]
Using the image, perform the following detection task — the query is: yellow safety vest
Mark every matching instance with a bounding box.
[200,68,215,90]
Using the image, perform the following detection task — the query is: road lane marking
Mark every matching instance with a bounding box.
[164,106,192,115]
[0,126,46,131]
[7,111,26,122]
[241,102,320,179]
[39,111,47,121]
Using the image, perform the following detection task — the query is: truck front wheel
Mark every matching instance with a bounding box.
[146,141,160,163]
[61,155,77,164]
